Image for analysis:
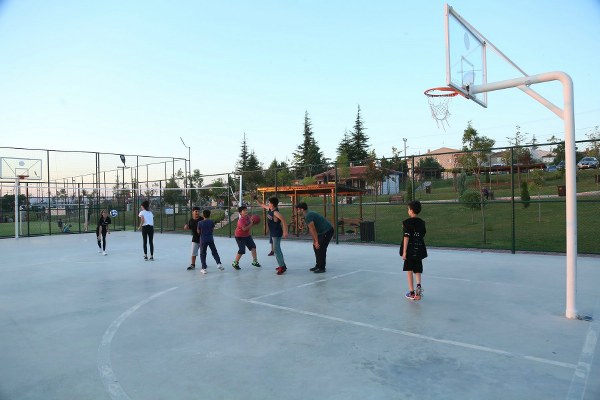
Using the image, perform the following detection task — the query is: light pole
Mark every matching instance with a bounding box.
[180,137,191,184]
[180,137,191,206]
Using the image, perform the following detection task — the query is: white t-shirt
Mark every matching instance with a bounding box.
[138,210,154,226]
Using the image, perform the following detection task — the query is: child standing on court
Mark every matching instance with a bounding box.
[197,209,224,274]
[401,200,427,300]
[96,209,111,255]
[184,207,203,270]
[232,205,261,270]
[138,200,155,261]
[257,197,288,275]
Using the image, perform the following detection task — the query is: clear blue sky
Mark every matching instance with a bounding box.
[1,1,599,179]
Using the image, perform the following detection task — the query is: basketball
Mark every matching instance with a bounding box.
[251,214,260,224]
[110,209,118,218]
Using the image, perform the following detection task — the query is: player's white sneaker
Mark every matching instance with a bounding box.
[98,249,102,253]
[103,251,107,256]
[201,268,207,274]
[217,264,224,271]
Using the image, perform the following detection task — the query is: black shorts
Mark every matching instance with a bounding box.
[403,259,423,273]
[235,236,256,255]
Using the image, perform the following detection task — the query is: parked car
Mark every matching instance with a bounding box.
[546,164,557,172]
[576,156,599,169]
[556,161,565,170]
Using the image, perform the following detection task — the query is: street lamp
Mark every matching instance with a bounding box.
[180,137,191,207]
[180,137,191,186]
[119,155,126,190]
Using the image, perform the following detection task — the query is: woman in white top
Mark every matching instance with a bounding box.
[138,200,155,260]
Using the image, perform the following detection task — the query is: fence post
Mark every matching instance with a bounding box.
[510,147,516,254]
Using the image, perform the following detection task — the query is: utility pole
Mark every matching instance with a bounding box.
[403,138,409,178]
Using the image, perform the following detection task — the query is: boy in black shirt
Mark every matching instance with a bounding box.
[184,207,203,270]
[401,201,427,300]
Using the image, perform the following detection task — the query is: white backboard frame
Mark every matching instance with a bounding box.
[0,157,43,180]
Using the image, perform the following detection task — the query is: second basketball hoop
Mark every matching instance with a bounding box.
[424,86,462,129]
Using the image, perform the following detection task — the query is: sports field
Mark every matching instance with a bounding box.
[1,232,598,399]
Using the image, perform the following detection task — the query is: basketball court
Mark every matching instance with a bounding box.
[0,232,598,399]
[1,3,597,399]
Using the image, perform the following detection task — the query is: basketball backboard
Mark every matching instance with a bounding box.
[445,4,487,108]
[0,157,43,180]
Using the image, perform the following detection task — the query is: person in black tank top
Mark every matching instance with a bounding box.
[257,197,289,275]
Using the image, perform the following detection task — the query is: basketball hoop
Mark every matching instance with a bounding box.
[424,86,462,129]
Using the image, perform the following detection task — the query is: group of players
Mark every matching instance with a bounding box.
[95,197,427,300]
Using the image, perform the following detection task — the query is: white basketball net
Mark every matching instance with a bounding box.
[424,87,459,129]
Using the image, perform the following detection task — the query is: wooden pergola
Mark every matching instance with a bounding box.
[256,183,366,236]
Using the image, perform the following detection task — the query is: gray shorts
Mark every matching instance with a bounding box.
[191,241,200,256]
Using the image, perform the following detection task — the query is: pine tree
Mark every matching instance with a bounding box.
[348,105,370,164]
[293,111,326,177]
[337,129,352,159]
[235,134,264,196]
[236,133,250,173]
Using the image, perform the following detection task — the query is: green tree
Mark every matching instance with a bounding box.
[548,135,565,164]
[335,153,351,184]
[380,146,408,173]
[347,105,370,164]
[506,125,532,164]
[293,111,327,177]
[364,150,385,197]
[417,157,443,179]
[1,193,27,211]
[264,159,293,187]
[235,134,264,197]
[585,126,600,158]
[337,130,353,159]
[187,169,205,205]
[456,171,467,197]
[236,133,251,173]
[163,175,183,206]
[460,189,483,224]
[458,121,495,243]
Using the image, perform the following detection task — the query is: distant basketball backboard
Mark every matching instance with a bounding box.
[0,157,43,180]
[445,4,487,108]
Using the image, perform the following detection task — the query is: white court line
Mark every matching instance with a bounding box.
[361,268,473,282]
[97,286,179,400]
[248,270,362,301]
[243,298,576,370]
[566,298,600,400]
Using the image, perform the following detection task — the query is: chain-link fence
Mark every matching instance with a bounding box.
[2,142,599,255]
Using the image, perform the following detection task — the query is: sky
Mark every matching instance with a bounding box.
[1,0,599,180]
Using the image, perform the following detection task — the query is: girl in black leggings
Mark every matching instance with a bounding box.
[96,209,111,255]
[138,200,155,260]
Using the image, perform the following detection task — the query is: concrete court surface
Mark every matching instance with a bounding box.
[0,231,599,400]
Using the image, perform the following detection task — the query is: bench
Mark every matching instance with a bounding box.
[338,217,362,235]
[388,195,404,203]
